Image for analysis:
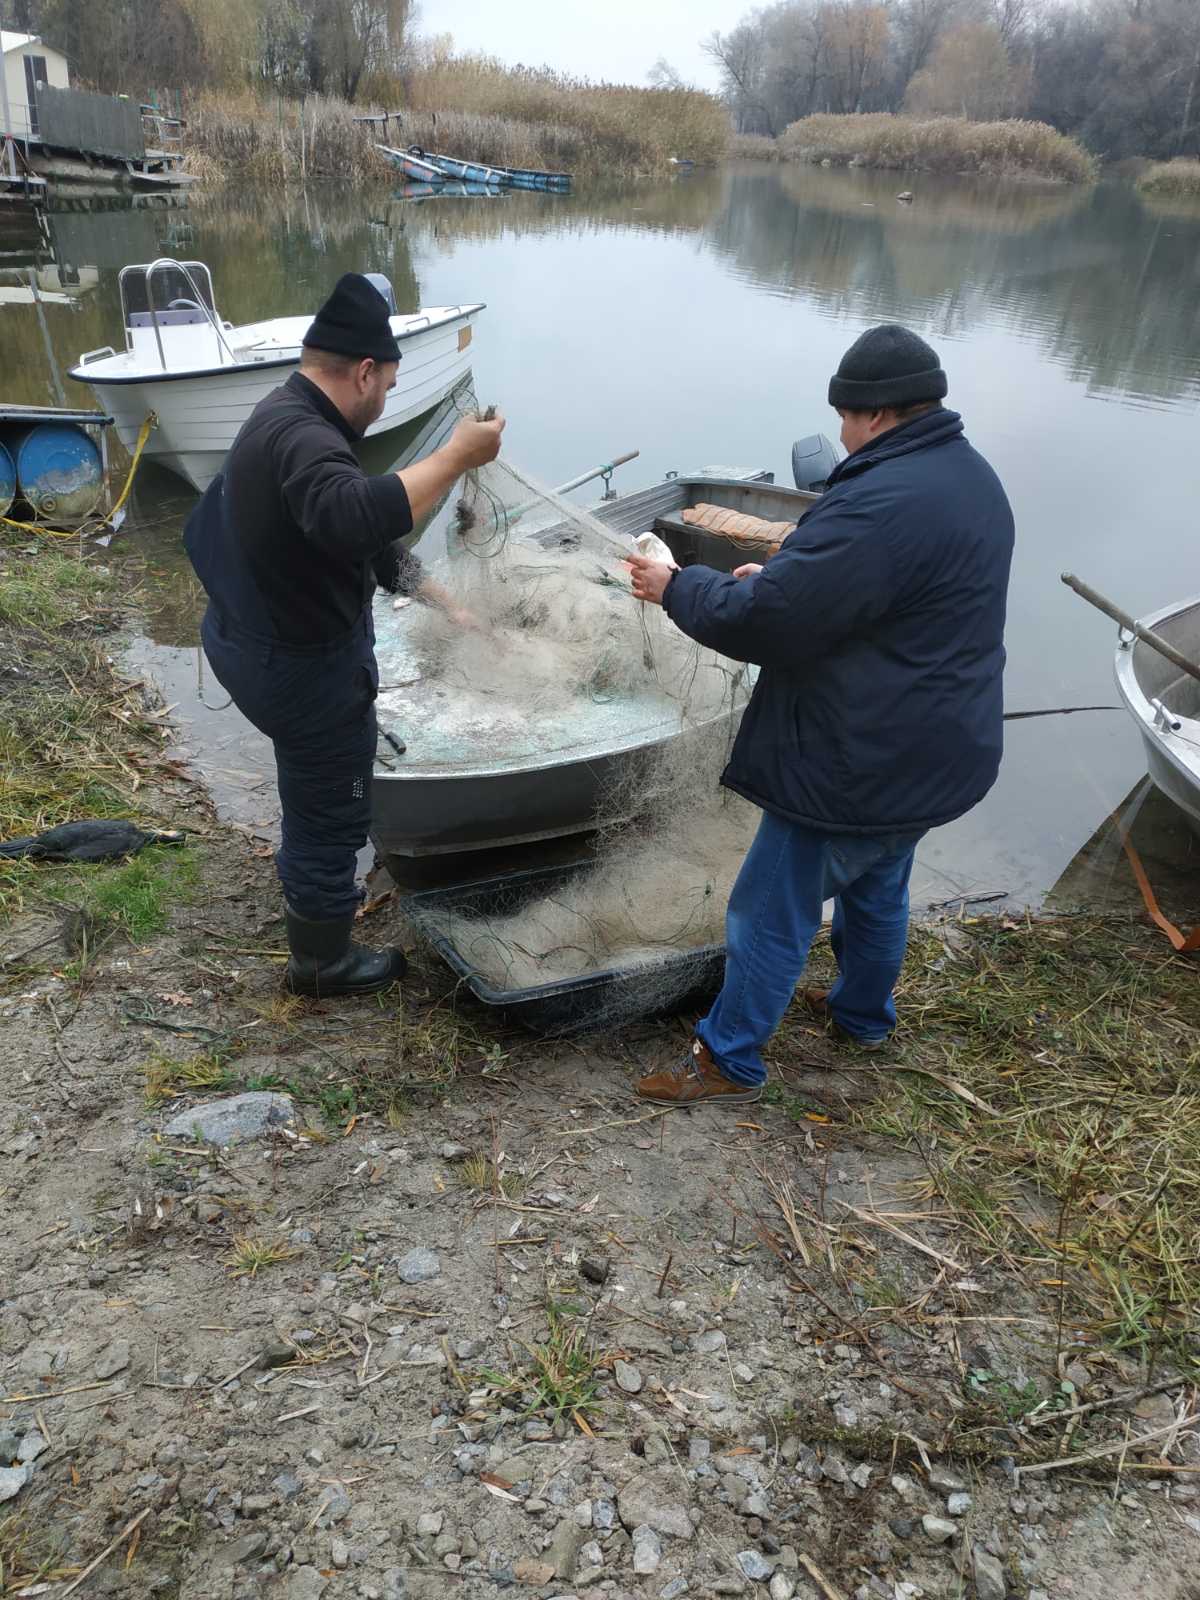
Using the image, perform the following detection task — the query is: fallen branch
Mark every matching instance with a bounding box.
[1017,1410,1200,1480]
[1024,1376,1185,1431]
[799,1551,849,1600]
[58,1506,153,1596]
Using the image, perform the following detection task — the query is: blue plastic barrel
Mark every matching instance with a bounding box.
[6,423,103,527]
[0,441,14,519]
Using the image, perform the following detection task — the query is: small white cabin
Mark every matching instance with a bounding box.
[1,31,70,142]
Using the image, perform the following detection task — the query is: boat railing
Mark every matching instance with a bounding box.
[119,258,238,373]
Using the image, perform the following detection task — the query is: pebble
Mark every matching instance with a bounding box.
[315,1487,350,1527]
[972,1545,1006,1600]
[632,1526,663,1575]
[737,1550,774,1581]
[592,1497,617,1530]
[926,1463,967,1494]
[416,1511,444,1537]
[661,1580,690,1600]
[0,1433,17,1463]
[397,1247,441,1284]
[696,1331,726,1354]
[734,1364,756,1383]
[95,1338,131,1379]
[225,1530,269,1566]
[889,1518,916,1540]
[513,1559,555,1585]
[273,1471,303,1501]
[714,1581,748,1596]
[330,1538,350,1569]
[615,1360,644,1394]
[743,1492,770,1519]
[617,1472,694,1539]
[163,1090,294,1146]
[0,1467,29,1503]
[16,1433,47,1463]
[440,1141,471,1160]
[580,1256,611,1284]
[921,1514,957,1544]
[946,1491,972,1516]
[547,1519,587,1578]
[580,1540,603,1568]
[833,1404,859,1428]
[769,1576,795,1600]
[286,1568,328,1600]
[525,1419,554,1442]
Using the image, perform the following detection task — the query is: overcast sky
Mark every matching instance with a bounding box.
[421,0,735,91]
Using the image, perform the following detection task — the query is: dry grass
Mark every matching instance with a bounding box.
[228,1236,300,1278]
[787,915,1200,1366]
[780,113,1097,184]
[143,1049,232,1108]
[187,60,728,183]
[729,132,784,162]
[1136,158,1200,200]
[456,1151,525,1200]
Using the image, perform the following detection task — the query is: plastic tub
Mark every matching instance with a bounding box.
[401,863,726,1037]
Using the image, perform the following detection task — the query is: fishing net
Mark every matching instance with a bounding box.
[389,433,763,1033]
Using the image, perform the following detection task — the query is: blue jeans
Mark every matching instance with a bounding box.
[697,811,923,1087]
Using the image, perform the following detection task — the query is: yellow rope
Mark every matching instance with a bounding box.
[0,412,158,542]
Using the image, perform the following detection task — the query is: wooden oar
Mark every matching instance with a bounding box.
[1061,572,1200,688]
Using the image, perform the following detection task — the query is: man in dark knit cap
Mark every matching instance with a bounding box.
[628,323,1013,1104]
[185,273,502,997]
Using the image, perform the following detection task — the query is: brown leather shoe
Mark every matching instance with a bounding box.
[636,1038,762,1106]
[801,987,889,1051]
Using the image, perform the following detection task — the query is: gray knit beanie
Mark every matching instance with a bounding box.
[828,324,947,410]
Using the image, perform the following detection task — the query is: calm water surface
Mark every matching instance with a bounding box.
[3,164,1200,905]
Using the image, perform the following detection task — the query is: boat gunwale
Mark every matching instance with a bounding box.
[67,304,485,387]
[1114,592,1200,786]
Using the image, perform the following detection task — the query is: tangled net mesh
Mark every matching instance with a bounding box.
[401,428,762,1031]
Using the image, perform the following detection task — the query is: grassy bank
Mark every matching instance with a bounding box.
[0,536,195,943]
[1136,158,1200,199]
[187,62,729,184]
[728,132,784,161]
[789,913,1200,1368]
[778,113,1097,183]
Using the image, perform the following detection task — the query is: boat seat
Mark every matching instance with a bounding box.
[679,502,794,548]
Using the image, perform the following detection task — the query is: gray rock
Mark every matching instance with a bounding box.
[329,1537,349,1570]
[714,1581,748,1597]
[927,1462,968,1495]
[922,1514,957,1544]
[95,1338,131,1379]
[618,1472,694,1539]
[0,1466,29,1503]
[696,1331,726,1354]
[661,1581,690,1600]
[224,1530,269,1566]
[736,1550,774,1581]
[734,1364,756,1384]
[580,1540,603,1569]
[688,1438,711,1464]
[382,1569,408,1600]
[580,1256,611,1285]
[0,1433,18,1463]
[525,1419,554,1442]
[397,1247,441,1284]
[315,1486,351,1527]
[163,1091,294,1147]
[849,1463,872,1490]
[615,1360,644,1395]
[592,1497,617,1530]
[820,1453,848,1486]
[889,1518,916,1540]
[273,1470,303,1501]
[947,1491,972,1516]
[287,1567,328,1600]
[769,1576,795,1600]
[440,1142,471,1160]
[833,1404,858,1429]
[742,1492,770,1519]
[16,1432,47,1464]
[632,1526,663,1575]
[547,1519,586,1579]
[416,1511,444,1537]
[972,1545,1006,1600]
[890,1473,915,1500]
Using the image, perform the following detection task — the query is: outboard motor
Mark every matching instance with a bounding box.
[363,272,397,314]
[792,433,840,493]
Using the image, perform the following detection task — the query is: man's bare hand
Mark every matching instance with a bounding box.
[625,553,675,607]
[449,414,505,471]
[733,563,764,580]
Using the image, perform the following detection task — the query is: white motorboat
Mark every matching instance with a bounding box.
[68,259,484,494]
[1114,594,1200,830]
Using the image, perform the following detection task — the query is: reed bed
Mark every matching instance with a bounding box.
[728,132,785,161]
[1136,158,1200,200]
[186,60,729,184]
[780,113,1097,184]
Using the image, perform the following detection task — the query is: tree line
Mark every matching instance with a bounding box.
[4,0,414,104]
[704,0,1200,160]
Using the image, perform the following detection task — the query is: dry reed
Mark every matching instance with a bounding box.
[729,132,785,161]
[780,113,1097,184]
[1136,158,1200,200]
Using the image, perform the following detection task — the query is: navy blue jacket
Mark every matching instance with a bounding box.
[663,409,1013,835]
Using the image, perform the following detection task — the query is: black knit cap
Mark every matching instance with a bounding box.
[302,273,401,364]
[828,323,947,410]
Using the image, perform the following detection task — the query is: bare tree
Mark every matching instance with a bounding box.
[647,55,686,89]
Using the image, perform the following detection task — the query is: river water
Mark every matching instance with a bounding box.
[3,163,1200,906]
